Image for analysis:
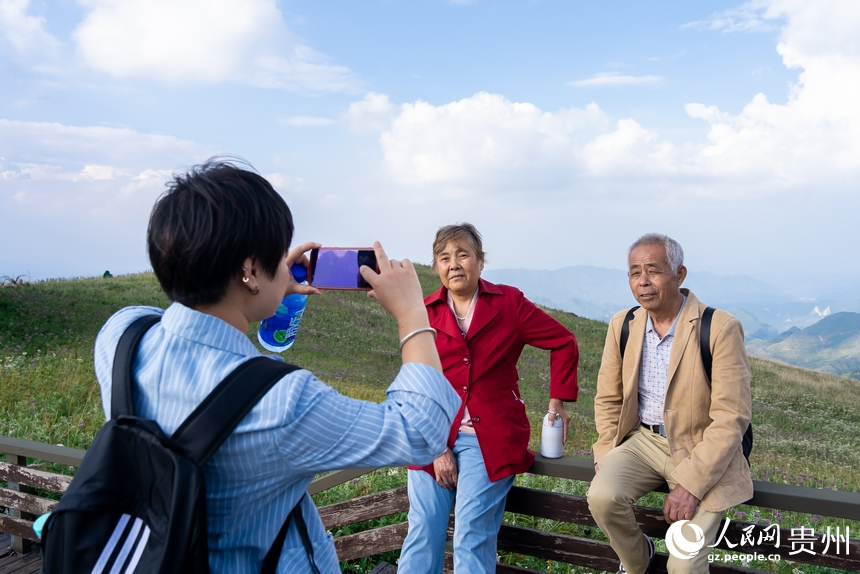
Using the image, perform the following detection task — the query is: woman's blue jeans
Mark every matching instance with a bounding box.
[397,433,515,573]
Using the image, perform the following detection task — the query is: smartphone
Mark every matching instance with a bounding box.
[309,247,378,290]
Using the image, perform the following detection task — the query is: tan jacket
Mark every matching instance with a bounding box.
[593,289,753,512]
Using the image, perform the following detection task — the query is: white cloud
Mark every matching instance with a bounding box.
[0,119,311,279]
[344,92,399,133]
[581,119,677,178]
[378,92,610,189]
[0,0,62,62]
[265,172,307,195]
[281,116,336,127]
[71,0,360,91]
[0,119,205,263]
[568,72,663,88]
[77,164,119,181]
[0,118,203,168]
[371,0,860,199]
[682,0,860,187]
[681,1,777,33]
[0,119,207,218]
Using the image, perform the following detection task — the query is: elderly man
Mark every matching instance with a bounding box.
[587,233,753,574]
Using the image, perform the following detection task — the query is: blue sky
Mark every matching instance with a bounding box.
[1,0,858,286]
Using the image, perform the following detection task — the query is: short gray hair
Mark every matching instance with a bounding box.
[628,233,684,274]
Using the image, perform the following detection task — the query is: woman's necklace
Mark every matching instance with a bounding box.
[450,289,477,326]
[455,311,467,338]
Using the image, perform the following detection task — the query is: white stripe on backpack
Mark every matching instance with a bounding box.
[124,526,151,572]
[91,514,150,574]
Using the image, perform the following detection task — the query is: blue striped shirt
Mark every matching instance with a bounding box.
[94,303,460,573]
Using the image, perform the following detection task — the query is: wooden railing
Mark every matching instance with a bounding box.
[2,436,859,573]
[0,436,84,555]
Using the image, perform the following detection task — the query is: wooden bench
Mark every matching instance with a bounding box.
[308,457,860,573]
[3,437,859,573]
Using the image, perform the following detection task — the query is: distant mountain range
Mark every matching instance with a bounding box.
[483,266,860,380]
[746,312,860,380]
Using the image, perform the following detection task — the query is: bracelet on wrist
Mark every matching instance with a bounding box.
[399,327,437,350]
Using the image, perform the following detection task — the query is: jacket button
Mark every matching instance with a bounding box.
[462,386,468,392]
[472,416,480,423]
[463,358,470,365]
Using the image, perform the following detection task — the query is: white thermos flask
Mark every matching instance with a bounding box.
[540,412,564,458]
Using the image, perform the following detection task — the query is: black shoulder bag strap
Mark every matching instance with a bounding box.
[171,357,300,465]
[699,306,715,380]
[111,314,162,419]
[170,358,319,574]
[619,306,640,360]
[112,315,318,573]
[261,495,320,574]
[699,307,753,465]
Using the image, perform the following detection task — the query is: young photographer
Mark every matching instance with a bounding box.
[92,159,460,573]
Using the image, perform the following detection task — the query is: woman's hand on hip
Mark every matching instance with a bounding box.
[433,449,458,490]
[548,398,571,443]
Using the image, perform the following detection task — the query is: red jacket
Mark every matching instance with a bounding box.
[409,279,579,482]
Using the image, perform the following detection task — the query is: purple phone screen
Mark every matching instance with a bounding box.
[313,249,374,289]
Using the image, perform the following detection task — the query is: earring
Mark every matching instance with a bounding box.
[242,277,250,283]
[252,286,260,296]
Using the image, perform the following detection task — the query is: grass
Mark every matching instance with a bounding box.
[1,271,858,573]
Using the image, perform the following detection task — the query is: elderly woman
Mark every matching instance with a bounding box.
[398,223,580,573]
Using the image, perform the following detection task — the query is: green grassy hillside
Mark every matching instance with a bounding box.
[1,270,858,487]
[2,271,858,573]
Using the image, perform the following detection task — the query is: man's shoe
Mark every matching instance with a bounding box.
[617,534,655,574]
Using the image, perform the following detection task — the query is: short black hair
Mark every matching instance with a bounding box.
[148,158,294,306]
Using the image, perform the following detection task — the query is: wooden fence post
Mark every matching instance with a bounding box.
[4,453,34,555]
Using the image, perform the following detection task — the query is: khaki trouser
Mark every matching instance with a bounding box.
[587,428,723,574]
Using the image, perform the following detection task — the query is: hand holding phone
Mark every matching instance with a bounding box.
[310,247,378,290]
[357,242,441,371]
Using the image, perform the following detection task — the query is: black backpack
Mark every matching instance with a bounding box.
[619,306,754,464]
[42,314,321,573]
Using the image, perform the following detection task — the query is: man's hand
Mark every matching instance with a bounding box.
[433,449,458,490]
[663,484,699,523]
[548,398,571,443]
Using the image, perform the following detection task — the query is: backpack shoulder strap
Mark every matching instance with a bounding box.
[619,306,640,361]
[697,306,753,463]
[111,314,162,419]
[173,357,306,571]
[171,357,300,466]
[620,304,716,382]
[261,494,321,574]
[699,306,715,383]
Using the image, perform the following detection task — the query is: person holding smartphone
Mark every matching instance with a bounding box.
[92,159,460,573]
[397,223,580,573]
